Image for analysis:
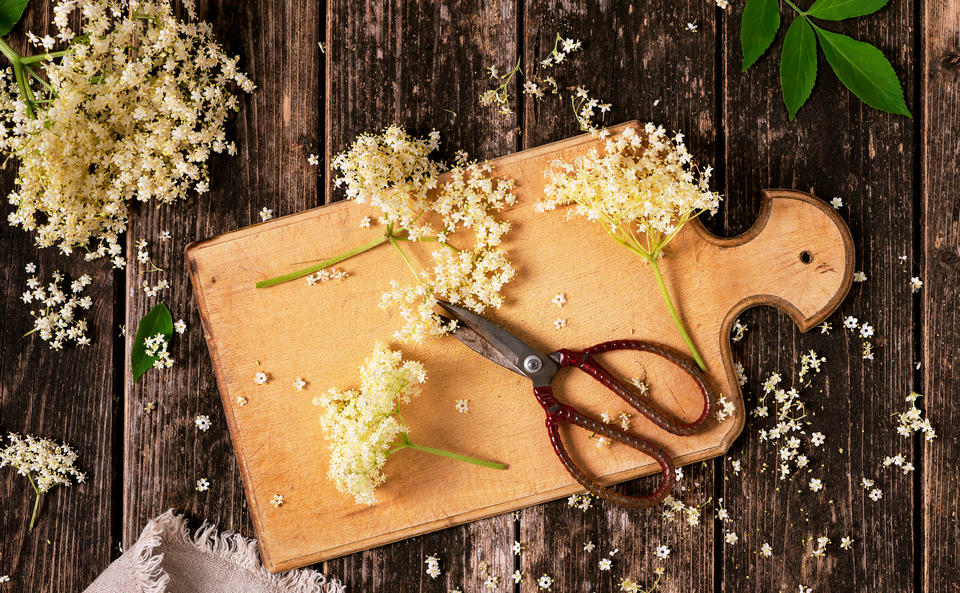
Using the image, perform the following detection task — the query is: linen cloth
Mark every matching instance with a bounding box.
[83,511,344,593]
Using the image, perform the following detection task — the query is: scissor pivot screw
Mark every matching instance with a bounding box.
[523,355,543,373]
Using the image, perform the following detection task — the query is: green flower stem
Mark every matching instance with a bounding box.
[20,49,69,64]
[394,435,507,470]
[256,233,388,288]
[26,473,41,533]
[0,38,35,119]
[388,235,422,280]
[646,255,707,372]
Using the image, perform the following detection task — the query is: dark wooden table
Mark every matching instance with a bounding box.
[1,1,957,591]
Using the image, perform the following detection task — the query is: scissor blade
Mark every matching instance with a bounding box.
[437,300,559,385]
[438,315,526,377]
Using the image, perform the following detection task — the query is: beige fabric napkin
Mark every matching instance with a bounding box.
[83,511,344,593]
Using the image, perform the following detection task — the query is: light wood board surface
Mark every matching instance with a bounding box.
[186,123,854,572]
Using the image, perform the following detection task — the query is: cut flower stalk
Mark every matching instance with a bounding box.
[390,433,507,470]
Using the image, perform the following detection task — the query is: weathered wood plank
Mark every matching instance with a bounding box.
[122,0,322,548]
[0,5,118,592]
[721,2,916,591]
[518,2,718,592]
[322,0,520,589]
[922,2,960,591]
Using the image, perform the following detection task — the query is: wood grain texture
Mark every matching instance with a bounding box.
[0,7,118,593]
[518,2,721,592]
[322,0,520,589]
[722,1,917,592]
[122,0,322,551]
[922,1,960,591]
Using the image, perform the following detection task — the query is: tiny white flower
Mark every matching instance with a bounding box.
[254,371,268,385]
[685,21,698,32]
[552,292,566,307]
[235,396,248,406]
[760,542,773,557]
[869,488,883,501]
[307,154,319,166]
[174,319,187,334]
[583,541,595,552]
[512,570,523,584]
[553,317,566,330]
[293,377,307,391]
[809,478,823,492]
[810,432,826,447]
[25,263,36,273]
[359,216,371,228]
[598,558,612,571]
[840,536,853,550]
[512,540,523,555]
[830,196,843,209]
[195,415,211,431]
[655,544,670,559]
[860,323,874,338]
[259,207,274,222]
[725,531,738,545]
[910,276,923,293]
[270,494,284,507]
[538,574,553,590]
[196,478,210,492]
[456,399,470,414]
[424,554,440,579]
[853,271,867,282]
[844,316,859,329]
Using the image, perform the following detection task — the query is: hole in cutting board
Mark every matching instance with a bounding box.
[799,250,813,264]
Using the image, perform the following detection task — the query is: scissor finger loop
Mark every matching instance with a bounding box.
[554,339,713,436]
[537,385,675,508]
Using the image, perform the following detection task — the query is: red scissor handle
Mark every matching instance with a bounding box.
[535,385,674,508]
[554,340,713,436]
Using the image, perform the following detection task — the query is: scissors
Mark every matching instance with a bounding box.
[437,300,715,508]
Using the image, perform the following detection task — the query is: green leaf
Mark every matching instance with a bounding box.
[807,0,889,21]
[0,0,29,37]
[780,17,818,120]
[741,0,781,71]
[814,26,911,116]
[131,303,173,383]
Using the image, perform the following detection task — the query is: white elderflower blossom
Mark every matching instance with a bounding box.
[270,494,284,508]
[538,124,720,369]
[196,478,210,492]
[2,0,253,260]
[22,267,92,350]
[194,415,211,431]
[809,478,823,492]
[853,271,867,282]
[512,570,523,584]
[307,154,319,166]
[896,392,936,440]
[173,319,187,334]
[455,399,470,414]
[144,333,173,369]
[830,196,843,209]
[910,276,923,292]
[1,432,85,531]
[424,554,440,579]
[552,292,566,307]
[293,377,307,391]
[598,558,612,571]
[317,343,503,504]
[725,531,738,545]
[732,319,748,342]
[840,537,853,550]
[655,545,670,559]
[259,207,274,222]
[553,317,567,330]
[760,542,773,557]
[583,541,595,552]
[538,574,553,590]
[254,371,269,385]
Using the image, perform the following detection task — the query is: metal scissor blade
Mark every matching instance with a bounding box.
[437,300,559,385]
[438,314,526,377]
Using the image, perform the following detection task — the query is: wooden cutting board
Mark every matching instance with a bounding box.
[186,123,854,572]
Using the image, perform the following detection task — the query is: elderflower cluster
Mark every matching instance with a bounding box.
[21,266,93,349]
[144,333,173,369]
[0,432,86,492]
[0,0,254,261]
[897,392,936,440]
[315,343,427,504]
[333,127,517,342]
[754,370,824,480]
[538,124,720,260]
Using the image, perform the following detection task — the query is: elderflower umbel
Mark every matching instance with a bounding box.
[538,124,720,369]
[896,392,936,440]
[317,343,503,504]
[22,267,92,350]
[1,0,253,261]
[0,432,85,531]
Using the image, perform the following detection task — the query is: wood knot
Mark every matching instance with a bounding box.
[937,53,960,71]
